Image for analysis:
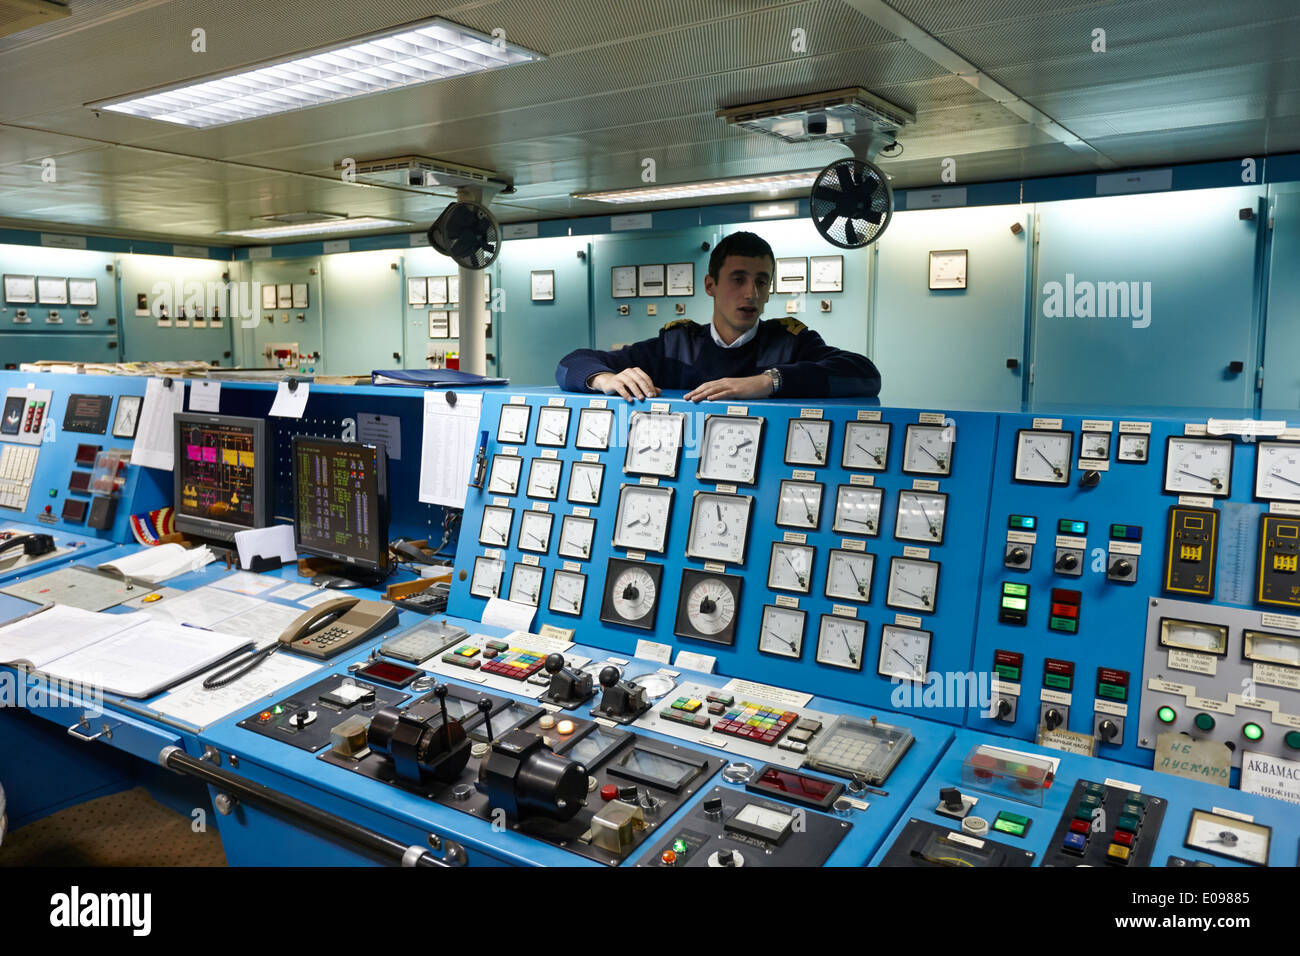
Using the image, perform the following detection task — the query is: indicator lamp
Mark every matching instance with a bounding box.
[1243,723,1264,742]
[1157,706,1177,724]
[1194,713,1216,732]
[673,838,688,855]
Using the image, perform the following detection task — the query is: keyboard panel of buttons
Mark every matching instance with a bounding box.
[1042,778,1167,867]
[0,444,39,511]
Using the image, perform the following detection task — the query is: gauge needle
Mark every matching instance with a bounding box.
[545,428,561,440]
[838,627,857,664]
[1269,470,1300,488]
[890,647,913,672]
[587,474,597,495]
[1178,468,1221,488]
[1035,448,1062,476]
[919,444,943,465]
[527,532,542,546]
[583,427,598,441]
[782,551,806,584]
[716,503,722,521]
[847,563,866,596]
[899,587,929,605]
[918,501,938,536]
[854,442,882,465]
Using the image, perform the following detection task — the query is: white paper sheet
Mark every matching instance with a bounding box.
[149,651,320,727]
[189,380,222,412]
[269,381,309,418]
[0,607,148,669]
[209,601,305,649]
[137,587,263,628]
[99,543,214,584]
[131,377,186,470]
[357,413,402,460]
[234,524,296,570]
[482,596,536,632]
[209,571,281,596]
[266,582,319,603]
[298,590,339,608]
[418,390,482,509]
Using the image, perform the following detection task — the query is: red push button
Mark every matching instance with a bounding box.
[600,785,619,802]
[1112,830,1134,847]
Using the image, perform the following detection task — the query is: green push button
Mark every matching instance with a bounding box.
[993,812,1030,838]
[48,488,57,497]
[673,837,688,855]
[995,664,1021,681]
[1049,616,1078,633]
[1117,813,1140,833]
[1157,705,1177,724]
[1044,674,1073,690]
[1243,722,1264,742]
[1194,712,1215,732]
[1286,731,1300,751]
[1098,682,1128,701]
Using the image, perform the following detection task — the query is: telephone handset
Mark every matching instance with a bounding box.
[280,596,400,660]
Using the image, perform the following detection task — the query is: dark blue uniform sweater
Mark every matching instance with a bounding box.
[555,317,881,398]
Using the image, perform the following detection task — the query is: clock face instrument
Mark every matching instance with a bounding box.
[785,418,831,467]
[842,421,890,471]
[833,485,883,536]
[686,492,753,564]
[576,407,614,450]
[1117,433,1149,463]
[1081,431,1112,460]
[776,480,824,530]
[758,605,806,659]
[1255,441,1300,502]
[526,458,563,500]
[557,515,596,560]
[517,510,554,554]
[567,461,605,505]
[824,549,875,603]
[902,424,953,477]
[698,415,764,484]
[478,506,514,547]
[894,490,948,544]
[877,625,931,683]
[613,484,674,554]
[549,570,587,616]
[601,558,664,629]
[815,615,866,670]
[768,542,815,594]
[1013,429,1074,486]
[674,569,742,644]
[1163,436,1233,497]
[470,556,505,598]
[536,405,572,447]
[886,557,940,613]
[508,564,545,606]
[497,403,531,444]
[625,411,686,478]
[488,454,522,495]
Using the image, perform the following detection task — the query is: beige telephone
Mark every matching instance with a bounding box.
[279,596,400,660]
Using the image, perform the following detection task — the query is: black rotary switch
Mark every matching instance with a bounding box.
[1098,719,1119,741]
[1111,559,1132,577]
[699,596,716,614]
[1007,548,1028,565]
[622,583,640,601]
[1044,708,1064,731]
[1056,553,1078,571]
[996,698,1013,719]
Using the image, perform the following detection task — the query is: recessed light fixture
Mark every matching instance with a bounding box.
[88,18,544,128]
[217,217,412,240]
[573,170,821,204]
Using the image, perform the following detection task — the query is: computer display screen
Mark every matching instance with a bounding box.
[292,436,389,574]
[174,413,269,541]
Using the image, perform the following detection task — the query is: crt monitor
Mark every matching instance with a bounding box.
[292,436,391,587]
[173,412,271,543]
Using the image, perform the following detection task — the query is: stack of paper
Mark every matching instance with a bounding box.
[98,543,214,585]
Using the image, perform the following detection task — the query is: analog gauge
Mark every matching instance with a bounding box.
[508,564,545,606]
[878,625,931,683]
[536,405,571,447]
[526,458,563,500]
[557,515,596,560]
[549,570,587,616]
[576,407,614,450]
[885,557,939,613]
[768,542,814,594]
[1081,432,1112,460]
[1164,436,1233,497]
[776,480,824,530]
[612,484,673,553]
[488,454,522,495]
[624,411,685,478]
[833,485,883,537]
[600,558,664,630]
[1118,433,1149,463]
[815,615,866,671]
[674,569,742,645]
[1159,618,1228,656]
[902,424,954,477]
[758,605,806,659]
[686,491,753,564]
[1013,429,1074,486]
[478,506,514,547]
[517,510,554,554]
[1255,442,1300,502]
[698,415,764,484]
[497,404,531,444]
[667,262,694,295]
[1185,809,1271,866]
[842,421,891,471]
[785,418,831,467]
[567,461,605,505]
[1243,630,1300,668]
[470,556,505,598]
[825,549,874,603]
[894,490,948,545]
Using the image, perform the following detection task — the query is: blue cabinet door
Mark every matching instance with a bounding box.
[320,252,404,376]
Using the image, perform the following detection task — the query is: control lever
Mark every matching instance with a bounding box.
[590,665,649,724]
[540,653,595,709]
[477,697,495,742]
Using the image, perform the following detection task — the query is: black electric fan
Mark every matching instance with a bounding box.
[809,157,893,249]
[427,201,501,269]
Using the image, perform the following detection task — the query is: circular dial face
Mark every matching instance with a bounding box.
[785,419,831,467]
[558,515,596,560]
[478,506,513,547]
[470,556,505,597]
[517,510,554,554]
[1255,442,1300,502]
[878,625,931,683]
[567,461,605,505]
[776,480,824,530]
[815,615,865,670]
[1159,618,1228,655]
[902,424,954,476]
[833,485,883,536]
[526,458,563,499]
[682,576,737,636]
[488,454,522,495]
[1117,433,1149,463]
[613,484,673,553]
[624,411,685,477]
[1243,630,1300,667]
[842,421,890,471]
[1164,437,1232,497]
[576,407,614,450]
[886,557,939,613]
[825,549,874,603]
[894,490,948,544]
[535,405,571,447]
[611,565,657,622]
[508,564,544,606]
[497,404,531,444]
[549,570,586,616]
[1186,811,1270,865]
[686,492,752,564]
[758,605,805,659]
[1080,431,1112,460]
[768,542,814,594]
[698,415,764,484]
[1014,429,1074,485]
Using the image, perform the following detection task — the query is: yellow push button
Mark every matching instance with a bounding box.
[1107,843,1131,864]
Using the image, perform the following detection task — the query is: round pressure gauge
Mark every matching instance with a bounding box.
[576,407,614,450]
[478,505,514,547]
[526,457,563,499]
[508,564,545,606]
[497,404,531,444]
[613,484,673,553]
[776,480,824,530]
[1013,429,1074,486]
[686,491,753,564]
[824,549,874,603]
[557,515,596,560]
[517,510,554,554]
[601,559,663,629]
[470,556,505,598]
[624,411,685,478]
[535,405,571,446]
[567,461,605,505]
[785,418,831,467]
[698,415,764,484]
[549,570,587,616]
[815,615,865,670]
[758,605,805,659]
[488,454,522,495]
[674,570,741,644]
[894,490,948,544]
[1164,436,1233,497]
[1255,442,1300,502]
[878,625,931,683]
[832,485,883,536]
[902,424,954,477]
[842,421,891,471]
[885,557,939,613]
[767,542,814,594]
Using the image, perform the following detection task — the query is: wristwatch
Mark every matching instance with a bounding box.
[765,367,782,396]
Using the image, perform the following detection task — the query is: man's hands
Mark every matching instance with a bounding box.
[590,368,661,401]
[685,373,774,403]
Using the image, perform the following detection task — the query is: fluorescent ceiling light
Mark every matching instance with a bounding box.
[89,18,544,128]
[217,217,412,239]
[573,170,821,204]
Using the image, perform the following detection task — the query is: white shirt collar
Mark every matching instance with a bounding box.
[710,319,759,350]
